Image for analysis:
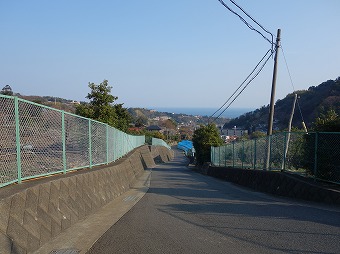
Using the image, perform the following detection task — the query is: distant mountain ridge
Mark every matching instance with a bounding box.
[127,107,228,125]
[6,93,229,125]
[223,77,340,131]
[8,77,339,130]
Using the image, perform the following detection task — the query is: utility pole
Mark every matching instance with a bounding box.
[287,93,297,135]
[267,29,281,136]
[282,93,297,170]
[265,29,281,170]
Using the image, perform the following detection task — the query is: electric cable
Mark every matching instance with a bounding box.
[209,0,276,123]
[208,48,273,123]
[211,49,274,122]
[217,0,274,46]
[229,0,274,47]
[280,46,307,131]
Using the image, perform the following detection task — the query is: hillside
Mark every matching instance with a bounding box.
[128,108,229,126]
[223,77,340,131]
[4,93,229,126]
[14,94,80,113]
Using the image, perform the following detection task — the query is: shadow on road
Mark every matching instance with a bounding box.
[150,150,340,229]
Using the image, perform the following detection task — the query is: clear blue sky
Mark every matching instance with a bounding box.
[1,0,339,110]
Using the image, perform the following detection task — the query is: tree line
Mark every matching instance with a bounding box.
[223,77,340,132]
[192,77,340,166]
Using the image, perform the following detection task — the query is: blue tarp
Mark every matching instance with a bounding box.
[177,140,194,155]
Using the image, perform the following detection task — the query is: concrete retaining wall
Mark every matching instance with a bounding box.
[150,146,174,163]
[0,145,173,254]
[207,166,340,205]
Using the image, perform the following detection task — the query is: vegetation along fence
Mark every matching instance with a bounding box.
[0,94,146,188]
[211,132,340,185]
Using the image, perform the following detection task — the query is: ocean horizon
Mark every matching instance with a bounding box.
[150,107,255,119]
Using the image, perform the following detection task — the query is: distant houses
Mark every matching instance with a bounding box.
[151,116,171,121]
[221,127,248,137]
[221,126,248,143]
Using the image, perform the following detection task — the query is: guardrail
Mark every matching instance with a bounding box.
[211,132,340,185]
[0,94,145,188]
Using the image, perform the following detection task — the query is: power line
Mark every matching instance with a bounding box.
[210,48,274,122]
[217,0,274,46]
[209,0,276,123]
[229,0,274,44]
[208,48,272,122]
[280,46,306,127]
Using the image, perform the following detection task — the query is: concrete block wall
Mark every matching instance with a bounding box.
[207,166,340,205]
[0,145,173,254]
[150,146,174,163]
[140,147,156,169]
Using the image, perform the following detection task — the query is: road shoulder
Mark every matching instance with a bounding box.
[33,170,152,254]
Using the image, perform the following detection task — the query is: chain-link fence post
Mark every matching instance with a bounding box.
[14,97,22,184]
[253,139,257,170]
[88,119,92,169]
[62,111,67,174]
[314,132,318,180]
[106,124,109,165]
[242,140,245,169]
[232,142,235,168]
[218,146,221,167]
[224,146,226,167]
[266,135,272,170]
[282,132,287,171]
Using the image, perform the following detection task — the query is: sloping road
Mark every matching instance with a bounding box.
[88,149,340,254]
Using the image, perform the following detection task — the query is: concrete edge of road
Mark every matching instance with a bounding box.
[0,145,173,253]
[33,170,152,254]
[195,165,340,206]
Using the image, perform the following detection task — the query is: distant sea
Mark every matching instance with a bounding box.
[151,107,255,119]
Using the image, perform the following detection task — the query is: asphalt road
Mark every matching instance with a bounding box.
[88,149,340,254]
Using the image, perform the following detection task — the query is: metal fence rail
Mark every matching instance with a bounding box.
[211,132,340,185]
[0,95,146,187]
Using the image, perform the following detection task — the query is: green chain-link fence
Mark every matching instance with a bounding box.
[211,132,340,185]
[152,137,171,150]
[0,95,146,187]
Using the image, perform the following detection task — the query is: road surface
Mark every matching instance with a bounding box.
[88,149,340,254]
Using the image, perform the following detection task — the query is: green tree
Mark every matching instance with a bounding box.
[114,103,132,132]
[250,131,266,139]
[192,124,223,165]
[313,109,340,132]
[143,131,166,144]
[1,85,13,96]
[237,133,250,141]
[76,80,132,131]
[135,116,148,127]
[296,109,340,180]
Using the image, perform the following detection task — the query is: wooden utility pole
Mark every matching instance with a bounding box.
[265,29,281,170]
[267,29,281,136]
